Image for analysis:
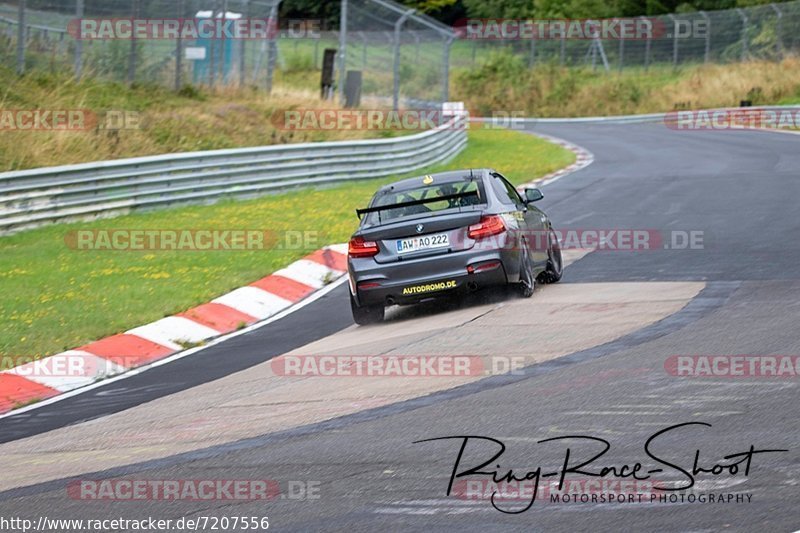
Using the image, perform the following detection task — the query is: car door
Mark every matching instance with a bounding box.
[491,172,549,265]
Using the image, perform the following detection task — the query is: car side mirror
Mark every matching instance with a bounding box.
[524,188,544,203]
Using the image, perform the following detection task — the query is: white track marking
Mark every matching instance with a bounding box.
[213,287,294,320]
[274,259,344,289]
[126,317,222,348]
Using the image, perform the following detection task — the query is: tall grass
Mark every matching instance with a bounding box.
[452,53,800,117]
[0,67,391,171]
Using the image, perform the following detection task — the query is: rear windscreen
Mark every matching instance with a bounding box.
[365,180,486,225]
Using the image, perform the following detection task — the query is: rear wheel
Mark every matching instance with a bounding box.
[518,243,535,298]
[350,293,385,325]
[538,228,563,284]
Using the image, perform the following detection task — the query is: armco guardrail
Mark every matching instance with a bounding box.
[0,115,467,235]
[471,105,800,125]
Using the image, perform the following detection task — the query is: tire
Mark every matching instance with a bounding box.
[350,292,385,325]
[518,242,535,298]
[538,228,563,284]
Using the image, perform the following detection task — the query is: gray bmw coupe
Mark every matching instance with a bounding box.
[347,169,563,324]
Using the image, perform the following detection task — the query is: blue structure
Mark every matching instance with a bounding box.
[192,10,241,84]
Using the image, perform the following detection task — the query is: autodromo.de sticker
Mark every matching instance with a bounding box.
[402,280,458,296]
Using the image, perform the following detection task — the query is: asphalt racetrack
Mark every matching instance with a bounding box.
[0,122,798,532]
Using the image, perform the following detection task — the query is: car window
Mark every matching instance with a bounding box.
[491,173,523,207]
[364,179,486,225]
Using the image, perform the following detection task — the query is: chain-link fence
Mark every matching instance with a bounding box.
[2,0,799,103]
[450,1,800,71]
[338,0,456,109]
[2,0,282,90]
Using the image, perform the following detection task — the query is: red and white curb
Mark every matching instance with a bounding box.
[0,244,349,415]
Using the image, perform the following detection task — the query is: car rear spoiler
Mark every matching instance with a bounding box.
[356,190,480,220]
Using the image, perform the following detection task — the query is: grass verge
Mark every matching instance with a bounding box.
[0,127,575,362]
[452,56,800,117]
[0,65,396,171]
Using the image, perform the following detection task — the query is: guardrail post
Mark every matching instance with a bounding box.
[770,4,783,59]
[74,0,84,79]
[699,11,710,63]
[16,0,25,75]
[736,8,748,62]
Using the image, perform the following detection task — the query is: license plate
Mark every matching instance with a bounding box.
[396,233,450,254]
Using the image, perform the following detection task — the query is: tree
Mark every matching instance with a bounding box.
[462,0,536,18]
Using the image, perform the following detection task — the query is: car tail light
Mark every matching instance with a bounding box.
[349,236,379,258]
[467,260,502,274]
[358,281,382,290]
[468,215,506,240]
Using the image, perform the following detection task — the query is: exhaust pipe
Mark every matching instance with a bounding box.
[467,282,479,292]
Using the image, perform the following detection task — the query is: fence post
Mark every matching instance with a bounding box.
[413,31,421,62]
[392,9,414,111]
[529,32,536,67]
[770,4,783,59]
[699,11,710,63]
[666,14,678,68]
[239,0,249,87]
[265,2,279,94]
[176,0,184,90]
[16,0,25,75]
[221,0,229,85]
[74,0,84,79]
[618,30,624,72]
[443,35,454,102]
[338,0,348,104]
[736,8,748,62]
[361,32,367,68]
[641,16,651,70]
[209,0,218,87]
[559,32,565,66]
[128,0,139,85]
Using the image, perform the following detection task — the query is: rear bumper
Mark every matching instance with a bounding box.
[349,247,515,307]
